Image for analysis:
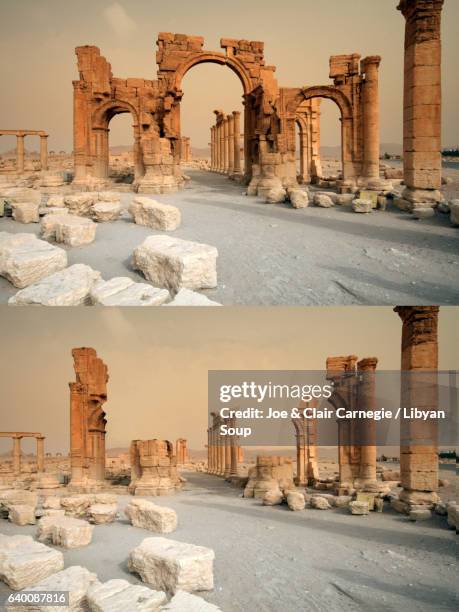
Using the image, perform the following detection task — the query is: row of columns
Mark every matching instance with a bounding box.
[207,414,242,478]
[175,438,188,464]
[0,433,46,475]
[210,111,242,176]
[180,137,191,163]
[0,131,48,172]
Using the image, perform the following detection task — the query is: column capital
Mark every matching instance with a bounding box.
[397,0,444,42]
[357,357,378,371]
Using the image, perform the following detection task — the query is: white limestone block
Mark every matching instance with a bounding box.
[97,191,121,203]
[164,289,221,306]
[125,499,177,533]
[352,198,373,213]
[46,195,64,208]
[310,496,331,510]
[133,236,218,292]
[6,565,99,612]
[41,214,96,246]
[92,201,122,222]
[128,537,214,593]
[63,192,97,216]
[8,505,36,526]
[262,490,283,506]
[287,188,309,209]
[60,494,93,517]
[264,187,286,203]
[42,496,62,510]
[349,501,369,515]
[36,515,94,549]
[129,197,181,231]
[12,202,40,223]
[87,578,167,612]
[160,591,221,611]
[2,187,42,205]
[0,232,67,288]
[286,491,306,511]
[87,503,118,524]
[90,277,169,306]
[9,264,101,306]
[0,534,64,590]
[313,193,334,208]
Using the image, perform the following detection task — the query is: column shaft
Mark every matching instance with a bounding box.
[16,135,25,173]
[13,437,22,475]
[361,57,381,181]
[227,115,234,175]
[40,135,48,171]
[232,111,242,175]
[36,436,45,472]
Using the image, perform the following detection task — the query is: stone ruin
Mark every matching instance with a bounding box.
[243,456,295,499]
[128,439,181,496]
[175,438,188,465]
[292,400,319,486]
[0,431,59,489]
[0,130,49,172]
[210,110,243,178]
[207,413,243,479]
[71,33,384,196]
[68,347,109,492]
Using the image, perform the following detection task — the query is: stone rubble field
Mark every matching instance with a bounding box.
[0,167,458,305]
[0,467,457,612]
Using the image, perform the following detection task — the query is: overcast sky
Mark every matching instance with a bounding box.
[0,307,457,454]
[0,0,458,153]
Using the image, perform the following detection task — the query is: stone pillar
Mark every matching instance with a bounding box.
[210,127,215,171]
[397,0,444,207]
[227,114,234,175]
[223,117,229,174]
[16,134,25,173]
[36,436,45,473]
[306,417,319,483]
[133,132,145,183]
[224,435,231,478]
[361,56,381,184]
[12,436,22,475]
[394,306,439,509]
[237,446,244,463]
[40,135,48,171]
[232,111,242,176]
[310,103,322,182]
[295,431,306,487]
[355,358,378,490]
[229,422,239,478]
[207,429,212,472]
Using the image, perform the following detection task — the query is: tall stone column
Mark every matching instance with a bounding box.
[227,114,234,175]
[295,431,306,487]
[397,0,444,207]
[36,436,45,473]
[232,111,242,176]
[12,436,22,475]
[16,134,25,173]
[361,56,381,184]
[210,127,215,171]
[133,132,145,183]
[229,420,239,478]
[40,135,48,171]
[207,429,212,472]
[394,306,439,509]
[355,358,378,490]
[306,417,319,483]
[223,118,229,174]
[224,435,231,478]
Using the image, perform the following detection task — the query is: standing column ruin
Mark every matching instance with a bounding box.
[210,127,215,171]
[39,134,48,171]
[397,0,444,208]
[69,347,109,490]
[355,358,378,490]
[227,114,234,175]
[12,436,22,475]
[292,400,319,486]
[394,306,440,509]
[36,436,45,473]
[361,56,382,184]
[223,117,229,174]
[16,134,25,173]
[232,111,242,176]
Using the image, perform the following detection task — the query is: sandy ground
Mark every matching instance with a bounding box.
[1,169,458,305]
[0,469,456,612]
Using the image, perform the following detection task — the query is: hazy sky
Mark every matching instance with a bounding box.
[0,0,458,153]
[0,307,457,454]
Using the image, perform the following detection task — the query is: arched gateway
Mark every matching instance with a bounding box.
[73,34,382,194]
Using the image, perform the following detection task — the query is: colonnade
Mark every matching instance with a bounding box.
[0,130,48,172]
[0,432,46,475]
[175,438,188,464]
[207,413,242,478]
[210,111,242,176]
[180,137,191,162]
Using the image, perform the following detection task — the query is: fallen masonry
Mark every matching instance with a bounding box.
[36,515,94,549]
[125,498,178,533]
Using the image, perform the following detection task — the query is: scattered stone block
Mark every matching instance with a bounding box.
[287,188,309,208]
[390,498,408,514]
[128,537,214,593]
[408,508,432,521]
[43,509,66,518]
[262,490,283,506]
[42,496,62,510]
[349,501,369,515]
[2,187,42,206]
[12,202,40,223]
[448,201,459,227]
[133,236,218,293]
[358,190,378,207]
[94,493,118,505]
[0,534,64,590]
[8,566,99,612]
[286,491,305,511]
[412,207,435,219]
[335,194,354,205]
[0,491,38,518]
[46,195,64,208]
[87,503,118,525]
[98,191,121,203]
[129,197,181,231]
[265,187,286,203]
[0,232,67,288]
[165,288,221,306]
[394,197,412,212]
[41,214,96,246]
[37,515,94,549]
[90,277,169,306]
[125,499,177,534]
[352,198,373,213]
[161,590,221,611]
[334,495,353,508]
[9,264,101,306]
[60,494,93,517]
[87,578,167,612]
[446,502,458,531]
[356,492,376,511]
[63,192,97,216]
[42,207,69,216]
[92,201,122,222]
[8,505,36,526]
[374,497,384,513]
[313,193,334,208]
[310,496,331,510]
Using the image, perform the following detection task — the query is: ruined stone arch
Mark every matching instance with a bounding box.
[288,86,353,121]
[170,52,255,98]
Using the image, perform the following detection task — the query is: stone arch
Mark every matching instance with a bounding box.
[171,52,254,97]
[289,86,355,182]
[91,100,143,182]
